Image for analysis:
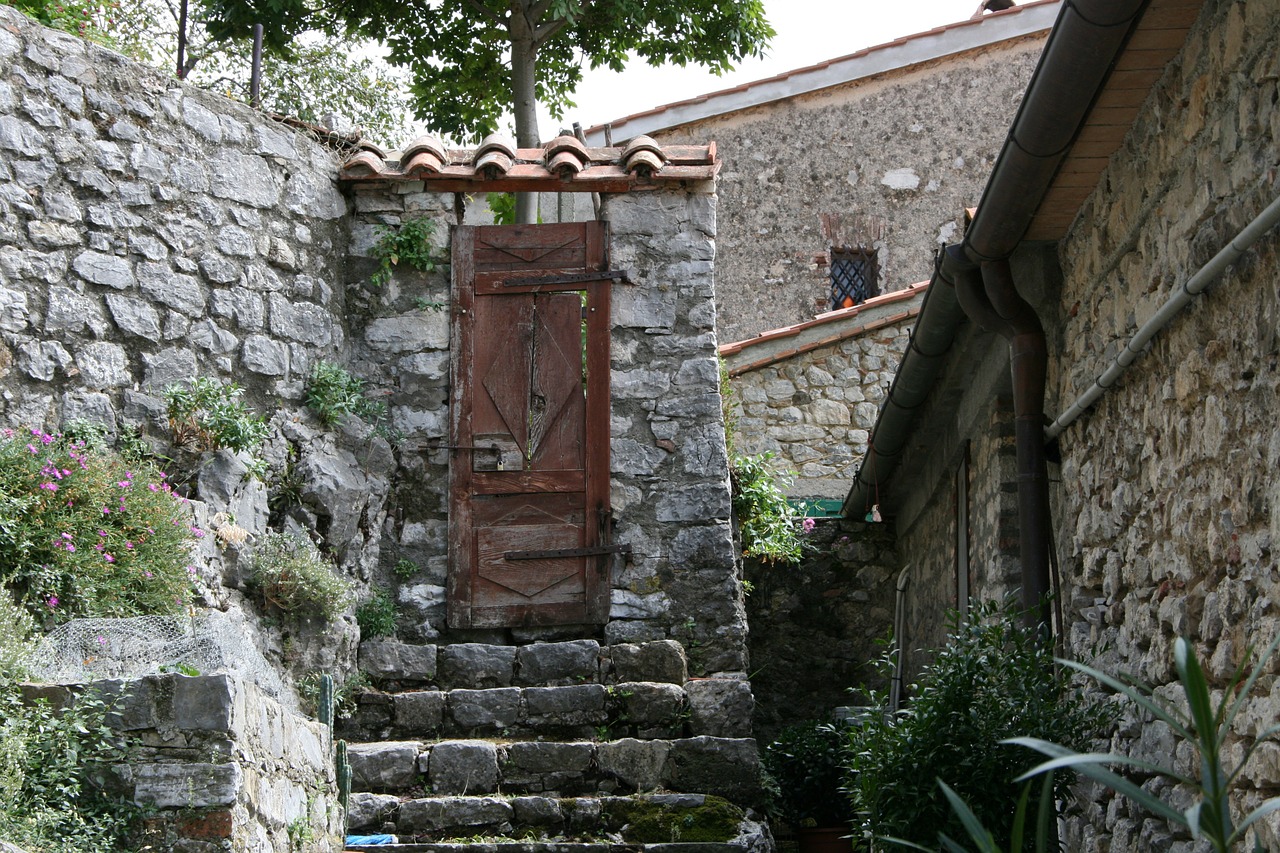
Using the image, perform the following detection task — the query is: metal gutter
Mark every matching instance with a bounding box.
[843,0,1148,546]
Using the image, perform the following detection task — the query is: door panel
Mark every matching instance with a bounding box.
[448,223,611,628]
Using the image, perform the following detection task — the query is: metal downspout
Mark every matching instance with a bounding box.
[980,259,1052,629]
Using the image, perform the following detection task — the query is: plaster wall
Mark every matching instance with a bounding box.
[1049,1,1280,848]
[652,34,1046,345]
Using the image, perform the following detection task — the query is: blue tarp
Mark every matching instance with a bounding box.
[345,834,396,845]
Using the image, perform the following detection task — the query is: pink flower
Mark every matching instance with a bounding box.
[39,482,57,492]
[104,554,115,563]
[148,484,159,492]
[46,596,58,608]
[801,517,816,533]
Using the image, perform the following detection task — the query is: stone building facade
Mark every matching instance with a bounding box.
[721,285,923,500]
[846,0,1280,848]
[588,1,1058,345]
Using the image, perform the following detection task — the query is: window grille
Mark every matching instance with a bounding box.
[830,248,879,309]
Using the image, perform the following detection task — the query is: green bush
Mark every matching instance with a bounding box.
[163,377,270,454]
[730,452,807,564]
[306,360,388,427]
[763,720,854,827]
[847,601,1111,850]
[0,427,198,622]
[356,588,397,638]
[0,592,140,852]
[248,532,353,621]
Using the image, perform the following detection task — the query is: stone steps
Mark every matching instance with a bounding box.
[336,681,752,743]
[347,737,761,801]
[356,640,690,691]
[347,843,743,853]
[339,640,753,743]
[341,640,768,853]
[345,792,766,847]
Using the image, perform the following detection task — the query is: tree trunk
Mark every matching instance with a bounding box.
[509,4,540,224]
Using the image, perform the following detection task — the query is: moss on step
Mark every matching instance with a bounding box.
[602,795,744,844]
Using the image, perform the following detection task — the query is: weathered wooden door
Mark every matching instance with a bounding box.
[448,222,612,628]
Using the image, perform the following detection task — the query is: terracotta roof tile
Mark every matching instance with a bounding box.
[339,140,719,192]
[719,281,930,374]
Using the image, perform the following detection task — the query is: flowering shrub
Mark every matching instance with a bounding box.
[730,452,808,563]
[0,428,198,622]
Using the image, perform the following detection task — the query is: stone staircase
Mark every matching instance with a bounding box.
[336,639,769,853]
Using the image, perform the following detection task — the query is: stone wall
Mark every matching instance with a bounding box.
[743,519,897,743]
[724,294,920,500]
[342,184,746,673]
[0,5,349,431]
[23,673,342,852]
[1049,0,1280,848]
[653,34,1045,345]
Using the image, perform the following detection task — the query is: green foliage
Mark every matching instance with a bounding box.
[730,452,806,564]
[393,558,419,579]
[248,532,353,621]
[15,0,416,144]
[203,0,773,144]
[7,0,121,47]
[164,377,270,454]
[369,216,441,288]
[355,588,397,638]
[488,192,517,226]
[306,360,388,427]
[1011,634,1280,853]
[846,601,1111,851]
[0,427,198,622]
[0,613,142,853]
[763,720,854,827]
[299,670,369,720]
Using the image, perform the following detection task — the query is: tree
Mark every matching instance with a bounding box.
[203,0,774,149]
[6,0,415,145]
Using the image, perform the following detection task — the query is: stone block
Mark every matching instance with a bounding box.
[512,796,564,826]
[523,684,608,728]
[504,741,595,774]
[615,682,686,730]
[663,737,761,803]
[597,738,671,792]
[171,674,234,732]
[347,792,399,832]
[359,640,438,682]
[397,796,513,833]
[439,643,516,688]
[428,740,499,795]
[564,797,602,830]
[611,641,689,684]
[516,639,601,685]
[684,679,753,738]
[133,762,242,808]
[447,687,521,731]
[347,741,423,792]
[393,690,445,736]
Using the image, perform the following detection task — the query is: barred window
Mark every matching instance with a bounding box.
[830,247,879,309]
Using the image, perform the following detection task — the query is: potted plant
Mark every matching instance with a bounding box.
[763,720,856,853]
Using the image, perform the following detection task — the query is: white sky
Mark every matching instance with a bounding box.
[541,0,984,136]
